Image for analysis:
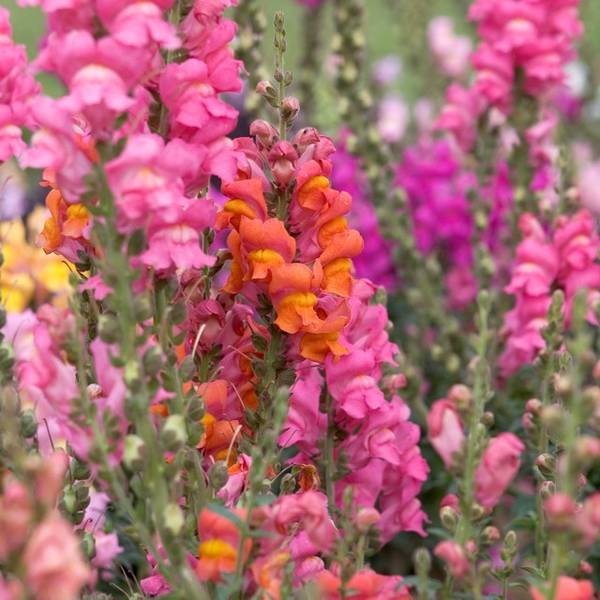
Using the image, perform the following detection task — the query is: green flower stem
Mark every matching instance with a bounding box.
[89,165,206,599]
[545,292,588,599]
[324,391,336,516]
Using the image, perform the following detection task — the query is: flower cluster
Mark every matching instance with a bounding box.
[3,0,600,597]
[501,210,600,376]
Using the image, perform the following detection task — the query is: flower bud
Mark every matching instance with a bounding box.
[481,411,494,428]
[465,539,477,556]
[256,80,276,99]
[544,493,577,531]
[250,119,278,148]
[440,505,458,531]
[98,314,120,343]
[553,374,572,397]
[123,434,146,471]
[573,436,600,470]
[142,346,164,376]
[161,414,187,451]
[187,396,204,422]
[482,526,501,545]
[448,384,472,411]
[62,485,77,514]
[578,560,593,575]
[355,508,380,533]
[163,502,184,537]
[535,453,556,477]
[208,461,229,491]
[281,96,300,122]
[434,541,469,578]
[539,480,556,500]
[504,530,517,550]
[541,404,563,430]
[133,296,153,322]
[525,398,542,414]
[471,503,486,521]
[440,494,460,512]
[81,531,96,560]
[72,459,91,481]
[414,548,431,573]
[19,409,37,438]
[124,360,142,390]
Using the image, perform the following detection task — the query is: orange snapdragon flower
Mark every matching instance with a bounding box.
[223,217,296,293]
[269,263,323,334]
[217,178,268,230]
[297,174,330,211]
[38,188,90,256]
[196,508,251,582]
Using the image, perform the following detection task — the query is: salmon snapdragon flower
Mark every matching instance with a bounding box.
[196,507,251,582]
[38,188,92,263]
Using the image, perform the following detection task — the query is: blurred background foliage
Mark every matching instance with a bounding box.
[7,0,600,130]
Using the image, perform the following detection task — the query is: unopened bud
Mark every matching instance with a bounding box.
[482,526,501,545]
[553,374,572,397]
[574,436,600,470]
[544,493,577,531]
[133,296,153,322]
[541,404,563,430]
[208,461,229,490]
[481,411,494,428]
[98,314,120,343]
[440,506,458,531]
[19,409,37,438]
[535,453,556,476]
[81,532,96,560]
[355,508,380,533]
[578,560,593,575]
[504,530,517,550]
[161,414,187,451]
[471,503,486,521]
[72,459,91,481]
[123,434,146,471]
[187,396,204,421]
[124,360,142,390]
[448,384,472,411]
[163,502,184,536]
[256,80,276,98]
[525,398,542,414]
[465,539,477,556]
[142,346,164,376]
[414,548,431,574]
[281,96,300,122]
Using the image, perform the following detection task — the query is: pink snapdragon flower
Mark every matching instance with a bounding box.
[427,398,465,468]
[140,197,216,274]
[0,479,32,561]
[434,540,470,578]
[428,16,472,78]
[475,433,524,509]
[105,133,194,232]
[41,31,152,134]
[96,0,180,50]
[501,210,600,375]
[19,97,93,204]
[23,513,91,600]
[0,7,39,161]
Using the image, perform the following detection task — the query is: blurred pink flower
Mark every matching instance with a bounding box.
[475,433,524,509]
[434,541,469,578]
[23,513,90,600]
[427,399,465,468]
[428,16,472,78]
